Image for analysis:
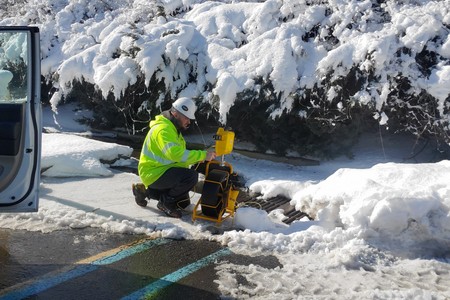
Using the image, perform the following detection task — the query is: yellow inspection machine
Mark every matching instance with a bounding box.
[192,127,240,223]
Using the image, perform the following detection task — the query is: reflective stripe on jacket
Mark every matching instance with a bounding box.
[138,114,206,187]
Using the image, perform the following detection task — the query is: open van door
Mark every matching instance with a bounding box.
[0,27,41,212]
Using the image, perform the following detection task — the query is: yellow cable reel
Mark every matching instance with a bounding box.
[192,127,239,223]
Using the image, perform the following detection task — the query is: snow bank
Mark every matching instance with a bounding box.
[292,161,450,253]
[41,133,133,177]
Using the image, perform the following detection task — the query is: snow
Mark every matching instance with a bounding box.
[1,105,450,298]
[1,0,450,298]
[2,0,449,126]
[41,133,133,177]
[428,65,450,116]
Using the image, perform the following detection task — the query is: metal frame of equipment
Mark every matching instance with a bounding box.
[192,128,240,223]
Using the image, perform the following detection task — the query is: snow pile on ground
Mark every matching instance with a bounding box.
[41,132,133,177]
[216,160,450,299]
[294,162,450,239]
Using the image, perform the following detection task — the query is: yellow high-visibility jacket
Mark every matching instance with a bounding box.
[138,114,206,187]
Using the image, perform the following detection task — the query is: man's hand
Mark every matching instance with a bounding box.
[205,150,216,161]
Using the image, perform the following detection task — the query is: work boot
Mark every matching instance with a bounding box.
[132,183,148,207]
[157,194,182,218]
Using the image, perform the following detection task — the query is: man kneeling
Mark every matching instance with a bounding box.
[132,97,215,218]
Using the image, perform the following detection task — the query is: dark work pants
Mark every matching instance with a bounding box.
[148,167,198,204]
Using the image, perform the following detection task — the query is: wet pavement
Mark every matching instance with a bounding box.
[0,228,280,299]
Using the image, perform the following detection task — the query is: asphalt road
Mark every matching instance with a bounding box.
[0,228,280,299]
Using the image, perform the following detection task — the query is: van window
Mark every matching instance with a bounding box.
[0,31,28,103]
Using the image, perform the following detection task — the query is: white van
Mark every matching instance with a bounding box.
[0,26,42,212]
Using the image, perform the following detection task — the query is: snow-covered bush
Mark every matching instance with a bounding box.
[1,0,449,157]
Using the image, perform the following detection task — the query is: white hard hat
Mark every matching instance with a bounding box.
[172,97,197,120]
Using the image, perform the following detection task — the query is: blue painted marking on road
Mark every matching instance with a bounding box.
[0,238,170,300]
[0,265,98,300]
[121,248,232,300]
